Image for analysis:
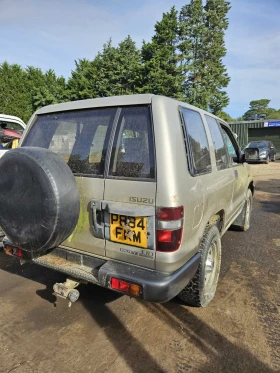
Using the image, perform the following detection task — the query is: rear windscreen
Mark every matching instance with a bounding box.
[23,108,117,176]
[22,106,155,179]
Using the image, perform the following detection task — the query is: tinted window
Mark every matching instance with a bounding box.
[23,108,117,175]
[181,108,211,175]
[205,115,228,170]
[109,106,155,180]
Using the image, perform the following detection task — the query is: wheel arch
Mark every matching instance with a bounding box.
[208,210,225,233]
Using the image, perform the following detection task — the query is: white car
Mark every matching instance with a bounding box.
[0,114,26,158]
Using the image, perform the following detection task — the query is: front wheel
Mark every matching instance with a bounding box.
[271,155,276,162]
[178,225,221,307]
[265,155,270,164]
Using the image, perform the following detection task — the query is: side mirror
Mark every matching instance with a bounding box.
[270,147,274,150]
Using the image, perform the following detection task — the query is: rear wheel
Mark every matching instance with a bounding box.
[178,225,221,307]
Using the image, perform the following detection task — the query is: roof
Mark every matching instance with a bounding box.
[36,94,155,115]
[0,114,26,129]
[35,94,229,127]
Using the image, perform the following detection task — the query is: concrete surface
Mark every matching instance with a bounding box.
[0,162,279,373]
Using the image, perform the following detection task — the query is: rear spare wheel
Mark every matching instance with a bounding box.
[0,147,80,253]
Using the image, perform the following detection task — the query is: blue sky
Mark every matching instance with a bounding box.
[0,0,279,117]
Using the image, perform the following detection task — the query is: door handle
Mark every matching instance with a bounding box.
[91,200,104,239]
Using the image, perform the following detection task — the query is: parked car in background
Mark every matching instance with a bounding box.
[246,113,267,121]
[244,140,276,163]
[0,114,26,158]
[0,95,254,308]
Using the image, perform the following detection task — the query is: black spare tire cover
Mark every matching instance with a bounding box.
[0,147,80,252]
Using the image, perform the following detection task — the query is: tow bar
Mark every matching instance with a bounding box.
[53,278,86,307]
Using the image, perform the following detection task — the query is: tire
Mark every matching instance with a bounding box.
[271,155,276,162]
[0,147,80,253]
[178,225,221,307]
[265,155,270,164]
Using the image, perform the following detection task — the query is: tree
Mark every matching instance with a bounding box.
[179,0,230,113]
[68,58,99,100]
[204,0,231,115]
[243,99,280,120]
[0,62,31,122]
[179,0,208,108]
[68,36,141,99]
[218,111,232,122]
[29,69,69,110]
[95,36,141,96]
[140,7,184,99]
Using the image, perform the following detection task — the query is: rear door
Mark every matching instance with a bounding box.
[22,108,118,257]
[220,125,247,215]
[204,115,237,223]
[103,106,157,269]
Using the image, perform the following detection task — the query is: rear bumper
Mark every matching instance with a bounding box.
[3,240,200,303]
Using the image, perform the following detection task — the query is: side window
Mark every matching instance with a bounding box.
[181,108,211,175]
[205,115,228,170]
[221,127,238,164]
[109,106,155,180]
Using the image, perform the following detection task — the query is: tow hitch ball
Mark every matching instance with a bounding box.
[53,278,85,307]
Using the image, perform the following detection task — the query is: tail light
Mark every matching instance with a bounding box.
[111,278,142,297]
[5,244,23,258]
[156,206,184,252]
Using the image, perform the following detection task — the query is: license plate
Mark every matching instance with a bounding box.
[110,214,147,248]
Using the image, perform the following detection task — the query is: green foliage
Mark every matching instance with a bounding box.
[243,99,280,120]
[179,0,230,112]
[68,36,141,99]
[218,111,232,122]
[140,7,184,99]
[0,62,31,122]
[179,0,208,108]
[204,0,231,114]
[0,62,69,123]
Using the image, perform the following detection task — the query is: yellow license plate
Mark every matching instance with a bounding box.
[110,214,147,248]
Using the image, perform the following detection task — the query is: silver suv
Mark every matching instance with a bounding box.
[0,95,254,307]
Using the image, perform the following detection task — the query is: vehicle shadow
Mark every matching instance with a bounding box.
[142,301,275,373]
[0,252,164,373]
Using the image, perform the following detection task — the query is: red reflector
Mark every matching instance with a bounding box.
[16,249,23,258]
[157,230,172,242]
[156,228,183,252]
[111,278,129,293]
[156,206,184,221]
[111,278,141,297]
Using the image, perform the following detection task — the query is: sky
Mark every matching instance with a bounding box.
[0,0,279,118]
